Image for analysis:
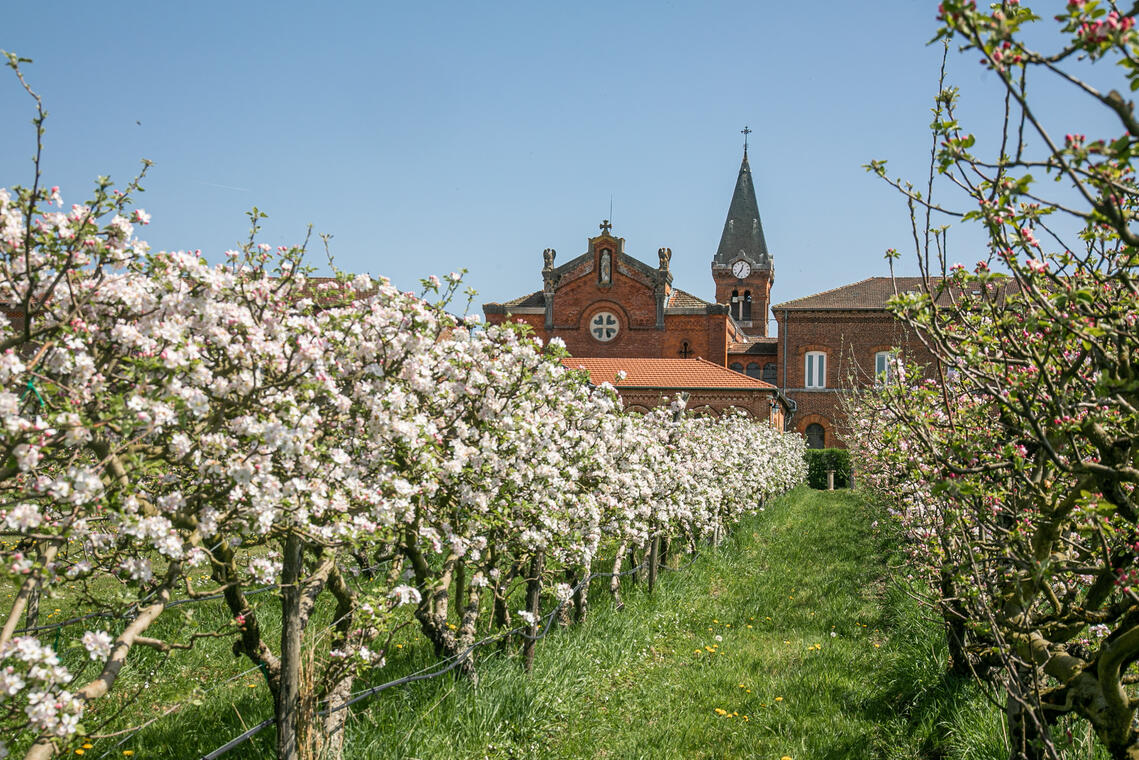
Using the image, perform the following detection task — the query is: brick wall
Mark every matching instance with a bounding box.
[774,309,936,447]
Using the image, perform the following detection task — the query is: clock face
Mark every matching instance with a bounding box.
[732,260,752,278]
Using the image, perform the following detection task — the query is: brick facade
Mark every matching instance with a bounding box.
[482,154,939,446]
[772,280,940,447]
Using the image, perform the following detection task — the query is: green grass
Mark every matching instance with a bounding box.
[74,487,1032,759]
[331,488,1007,760]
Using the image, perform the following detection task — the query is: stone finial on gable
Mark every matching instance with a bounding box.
[542,248,557,291]
[658,247,671,273]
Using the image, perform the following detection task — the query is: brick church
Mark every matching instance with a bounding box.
[484,142,930,448]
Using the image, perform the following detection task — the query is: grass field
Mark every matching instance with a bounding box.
[76,487,1029,759]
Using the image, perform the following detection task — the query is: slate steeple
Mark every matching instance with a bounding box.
[713,152,771,269]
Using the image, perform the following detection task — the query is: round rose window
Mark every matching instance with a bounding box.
[589,311,620,342]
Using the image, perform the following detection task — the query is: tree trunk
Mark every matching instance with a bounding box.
[523,552,543,674]
[277,532,304,760]
[557,567,575,627]
[609,542,628,610]
[939,565,970,678]
[320,565,360,760]
[454,563,481,681]
[573,562,589,623]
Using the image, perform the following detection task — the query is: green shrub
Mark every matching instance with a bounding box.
[805,448,851,489]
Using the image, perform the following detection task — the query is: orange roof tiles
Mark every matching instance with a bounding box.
[561,357,776,390]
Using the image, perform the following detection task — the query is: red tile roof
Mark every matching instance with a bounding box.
[562,357,776,389]
[666,288,712,308]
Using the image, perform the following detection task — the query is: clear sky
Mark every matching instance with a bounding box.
[0,1,1114,322]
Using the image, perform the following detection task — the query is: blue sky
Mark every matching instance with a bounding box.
[0,1,1114,320]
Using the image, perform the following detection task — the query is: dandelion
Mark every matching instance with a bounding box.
[714,707,728,715]
[775,696,784,702]
[123,753,134,757]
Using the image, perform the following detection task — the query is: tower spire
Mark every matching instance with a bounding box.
[712,144,771,268]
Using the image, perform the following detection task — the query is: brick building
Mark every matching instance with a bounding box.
[771,277,937,448]
[483,146,940,443]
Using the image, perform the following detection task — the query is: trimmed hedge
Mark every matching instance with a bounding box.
[805,448,852,490]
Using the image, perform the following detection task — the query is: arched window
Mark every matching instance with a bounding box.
[805,423,825,449]
[742,290,753,321]
[729,362,744,373]
[730,290,741,321]
[762,363,777,383]
[805,351,826,389]
[745,362,762,379]
[678,341,694,358]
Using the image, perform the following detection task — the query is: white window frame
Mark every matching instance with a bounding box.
[805,351,826,389]
[874,350,895,385]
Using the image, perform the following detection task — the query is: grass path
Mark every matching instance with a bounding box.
[339,487,1004,760]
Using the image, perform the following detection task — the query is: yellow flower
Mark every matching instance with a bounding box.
[123,753,134,757]
[782,756,793,760]
[82,745,93,750]
[775,696,784,702]
[75,752,84,756]
[747,624,753,629]
[712,619,719,623]
[714,707,728,715]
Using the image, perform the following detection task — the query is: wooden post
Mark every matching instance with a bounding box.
[277,532,303,760]
[647,536,659,593]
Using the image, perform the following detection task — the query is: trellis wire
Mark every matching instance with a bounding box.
[197,540,706,760]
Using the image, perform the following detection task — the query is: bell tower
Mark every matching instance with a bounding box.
[711,133,774,337]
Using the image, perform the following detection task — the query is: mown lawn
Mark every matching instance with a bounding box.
[86,487,1022,759]
[332,487,1005,760]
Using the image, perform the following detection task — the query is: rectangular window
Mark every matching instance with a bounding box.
[875,351,894,385]
[805,351,826,389]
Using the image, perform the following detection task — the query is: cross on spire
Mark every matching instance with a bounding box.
[741,125,752,157]
[600,219,612,234]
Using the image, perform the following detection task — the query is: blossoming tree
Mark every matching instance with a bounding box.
[0,55,807,760]
[858,2,1139,757]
